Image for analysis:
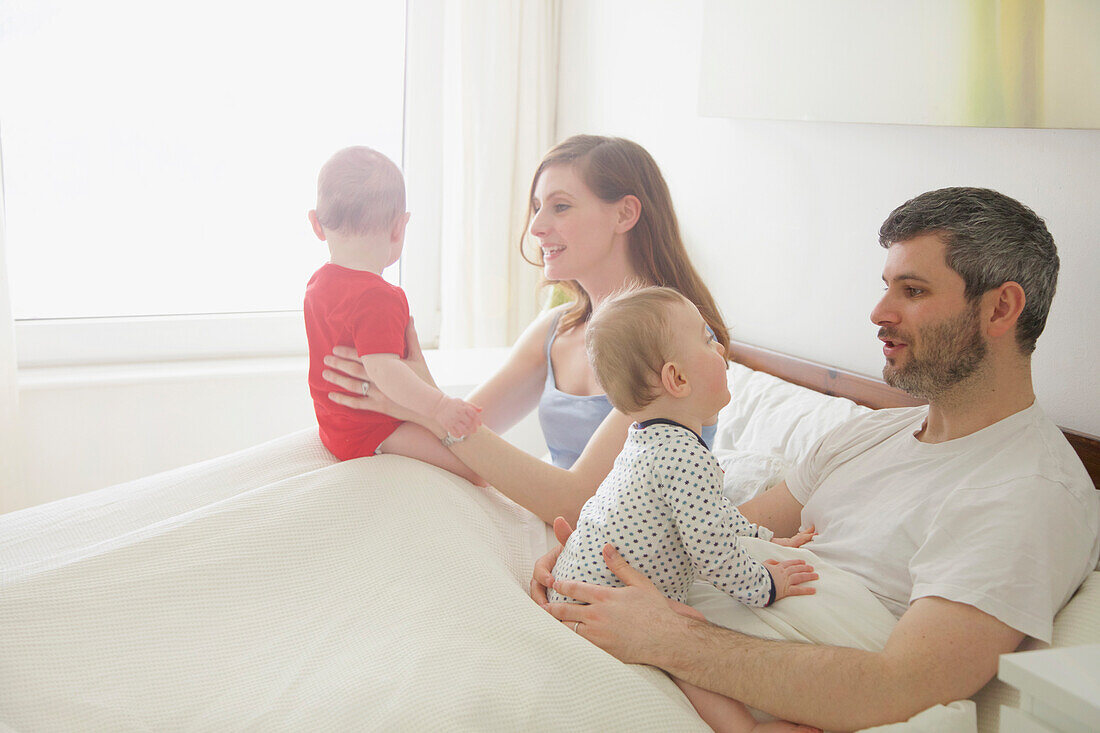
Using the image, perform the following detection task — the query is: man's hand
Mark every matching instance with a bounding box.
[434,395,482,438]
[544,543,694,666]
[530,517,572,606]
[764,558,818,602]
[772,525,817,547]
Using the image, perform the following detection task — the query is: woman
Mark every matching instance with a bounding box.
[323,135,730,527]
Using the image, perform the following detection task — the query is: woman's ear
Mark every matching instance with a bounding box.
[614,195,641,234]
[660,362,691,397]
[986,281,1026,340]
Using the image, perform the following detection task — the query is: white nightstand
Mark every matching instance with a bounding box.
[997,644,1100,733]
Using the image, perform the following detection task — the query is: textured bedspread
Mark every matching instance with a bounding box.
[0,429,705,731]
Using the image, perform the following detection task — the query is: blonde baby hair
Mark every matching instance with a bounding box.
[315,146,406,235]
[585,286,692,414]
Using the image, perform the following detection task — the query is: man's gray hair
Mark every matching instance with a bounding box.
[878,187,1059,354]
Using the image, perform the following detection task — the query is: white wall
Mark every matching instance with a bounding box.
[9,1,1097,514]
[13,350,544,513]
[557,0,1100,435]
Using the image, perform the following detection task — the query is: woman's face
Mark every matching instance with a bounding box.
[528,164,624,282]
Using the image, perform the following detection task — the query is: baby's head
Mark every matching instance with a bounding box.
[586,286,730,418]
[310,146,408,258]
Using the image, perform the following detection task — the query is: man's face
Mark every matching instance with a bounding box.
[869,235,988,400]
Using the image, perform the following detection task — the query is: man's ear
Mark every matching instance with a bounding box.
[391,211,411,243]
[614,195,641,234]
[985,281,1025,340]
[660,362,691,398]
[308,210,326,241]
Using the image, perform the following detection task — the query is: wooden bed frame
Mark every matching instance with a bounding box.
[728,340,1100,490]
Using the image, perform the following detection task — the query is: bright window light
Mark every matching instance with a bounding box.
[1,0,406,320]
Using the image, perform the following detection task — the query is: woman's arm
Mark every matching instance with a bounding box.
[461,309,556,435]
[326,371,630,525]
[327,309,555,434]
[448,409,632,526]
[324,307,629,524]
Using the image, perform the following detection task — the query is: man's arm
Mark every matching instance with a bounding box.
[547,544,1024,732]
[737,480,805,538]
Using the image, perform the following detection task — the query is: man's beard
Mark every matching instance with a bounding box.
[881,302,988,401]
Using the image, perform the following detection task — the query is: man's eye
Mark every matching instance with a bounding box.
[906,287,924,297]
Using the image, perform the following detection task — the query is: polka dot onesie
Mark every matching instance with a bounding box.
[548,420,776,606]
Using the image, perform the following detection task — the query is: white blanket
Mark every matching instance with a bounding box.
[0,428,982,732]
[688,539,978,733]
[0,429,706,731]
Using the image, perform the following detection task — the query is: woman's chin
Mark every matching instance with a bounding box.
[543,265,569,282]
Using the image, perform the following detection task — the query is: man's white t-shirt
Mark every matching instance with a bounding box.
[786,402,1098,643]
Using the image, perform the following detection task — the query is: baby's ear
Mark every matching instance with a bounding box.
[391,211,412,243]
[308,210,326,241]
[660,362,691,398]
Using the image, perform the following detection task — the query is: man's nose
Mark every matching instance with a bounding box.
[870,293,898,326]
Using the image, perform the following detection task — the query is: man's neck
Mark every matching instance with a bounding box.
[920,357,1035,443]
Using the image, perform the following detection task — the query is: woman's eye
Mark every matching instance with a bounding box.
[554,203,570,213]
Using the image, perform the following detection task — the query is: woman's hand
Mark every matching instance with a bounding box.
[324,318,439,423]
[322,349,419,423]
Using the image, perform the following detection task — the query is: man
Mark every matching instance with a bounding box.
[530,187,1099,731]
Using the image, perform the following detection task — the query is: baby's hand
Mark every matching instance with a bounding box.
[434,395,482,438]
[771,524,817,547]
[764,558,818,603]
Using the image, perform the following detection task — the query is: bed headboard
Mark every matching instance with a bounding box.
[728,340,1100,490]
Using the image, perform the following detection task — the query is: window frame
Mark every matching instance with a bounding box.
[7,1,444,369]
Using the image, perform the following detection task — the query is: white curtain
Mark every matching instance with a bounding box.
[0,139,26,513]
[403,0,560,349]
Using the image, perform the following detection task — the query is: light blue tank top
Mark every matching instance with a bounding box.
[537,312,715,469]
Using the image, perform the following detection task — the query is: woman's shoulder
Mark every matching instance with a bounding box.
[524,304,573,342]
[511,304,571,365]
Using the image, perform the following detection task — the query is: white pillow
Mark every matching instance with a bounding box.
[971,570,1100,733]
[715,448,790,507]
[715,362,870,462]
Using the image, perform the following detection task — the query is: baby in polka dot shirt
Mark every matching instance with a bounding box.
[548,287,818,733]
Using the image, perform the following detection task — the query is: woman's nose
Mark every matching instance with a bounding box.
[529,208,549,238]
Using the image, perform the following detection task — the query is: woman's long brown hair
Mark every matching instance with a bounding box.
[519,135,730,354]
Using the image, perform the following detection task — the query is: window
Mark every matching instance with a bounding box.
[1,0,407,363]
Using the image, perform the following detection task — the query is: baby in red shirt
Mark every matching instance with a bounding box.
[304,146,482,482]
